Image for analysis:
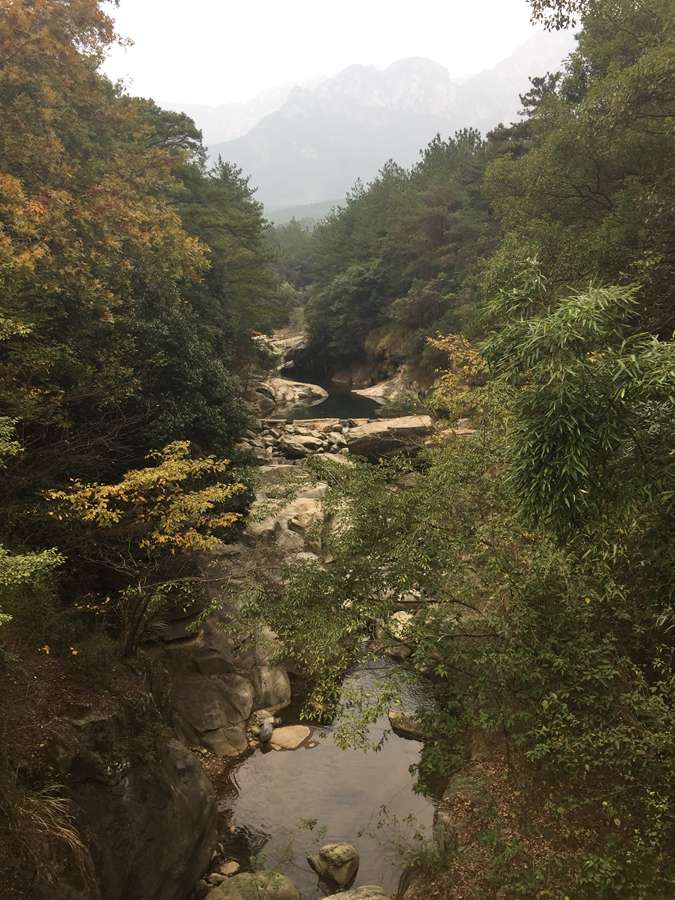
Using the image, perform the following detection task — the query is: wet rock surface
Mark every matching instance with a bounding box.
[333,888,392,899]
[308,841,360,888]
[204,870,300,899]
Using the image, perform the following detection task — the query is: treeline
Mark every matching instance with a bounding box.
[257,1,675,894]
[274,0,673,379]
[0,2,284,653]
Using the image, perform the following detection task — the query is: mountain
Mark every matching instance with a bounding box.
[206,31,574,210]
[163,78,324,146]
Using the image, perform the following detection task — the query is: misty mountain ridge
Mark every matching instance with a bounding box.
[202,30,575,209]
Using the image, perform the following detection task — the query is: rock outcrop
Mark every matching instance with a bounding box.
[47,701,217,900]
[352,370,414,406]
[204,870,300,899]
[144,611,291,758]
[345,416,433,459]
[240,413,436,463]
[258,377,328,413]
[388,707,425,741]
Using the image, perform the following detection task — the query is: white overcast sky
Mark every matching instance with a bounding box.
[103,0,547,105]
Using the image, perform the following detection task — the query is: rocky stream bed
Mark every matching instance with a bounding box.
[41,354,463,900]
[178,366,445,900]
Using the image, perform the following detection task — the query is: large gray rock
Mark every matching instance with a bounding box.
[279,433,324,458]
[345,416,433,459]
[352,371,411,405]
[292,417,342,432]
[48,705,217,900]
[334,888,392,900]
[205,871,300,899]
[308,842,360,888]
[263,376,328,413]
[171,674,254,756]
[283,497,323,534]
[251,664,292,711]
[388,707,425,741]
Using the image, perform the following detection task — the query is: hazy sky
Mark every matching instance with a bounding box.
[103,0,546,105]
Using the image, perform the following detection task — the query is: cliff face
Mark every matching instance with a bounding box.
[36,694,219,900]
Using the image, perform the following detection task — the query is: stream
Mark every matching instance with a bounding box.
[216,370,435,897]
[218,662,436,898]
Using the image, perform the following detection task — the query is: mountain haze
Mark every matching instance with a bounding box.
[208,31,575,209]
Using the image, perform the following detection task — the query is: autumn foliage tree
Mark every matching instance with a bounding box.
[47,441,246,653]
[0,1,276,650]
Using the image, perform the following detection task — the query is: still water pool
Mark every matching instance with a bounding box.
[217,661,436,898]
[289,380,378,421]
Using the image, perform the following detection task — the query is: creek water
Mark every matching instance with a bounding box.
[287,379,379,421]
[218,659,436,898]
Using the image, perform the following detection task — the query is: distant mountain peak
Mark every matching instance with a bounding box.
[202,30,576,209]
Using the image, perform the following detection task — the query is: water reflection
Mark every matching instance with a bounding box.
[289,380,378,421]
[219,661,436,898]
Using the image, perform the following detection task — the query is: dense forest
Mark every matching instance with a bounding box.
[1,1,673,899]
[257,0,675,893]
[275,0,673,382]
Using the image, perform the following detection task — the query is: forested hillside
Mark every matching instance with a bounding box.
[281,0,673,383]
[0,5,282,888]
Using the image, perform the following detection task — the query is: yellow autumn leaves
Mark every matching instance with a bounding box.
[47,441,246,554]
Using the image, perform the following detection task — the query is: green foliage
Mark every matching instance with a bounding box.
[0,0,277,595]
[299,132,496,376]
[0,545,63,633]
[253,306,674,891]
[485,277,675,539]
[484,0,675,338]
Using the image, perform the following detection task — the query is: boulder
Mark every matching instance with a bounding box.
[263,377,328,413]
[293,417,342,432]
[205,871,300,900]
[275,527,306,553]
[321,452,355,467]
[269,724,311,750]
[49,708,217,900]
[251,664,291,711]
[171,674,254,756]
[345,416,433,459]
[283,497,323,534]
[388,707,425,741]
[245,514,279,543]
[308,842,360,888]
[334,888,391,900]
[352,370,411,406]
[297,482,329,500]
[258,719,274,742]
[279,433,324,458]
[328,431,347,447]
